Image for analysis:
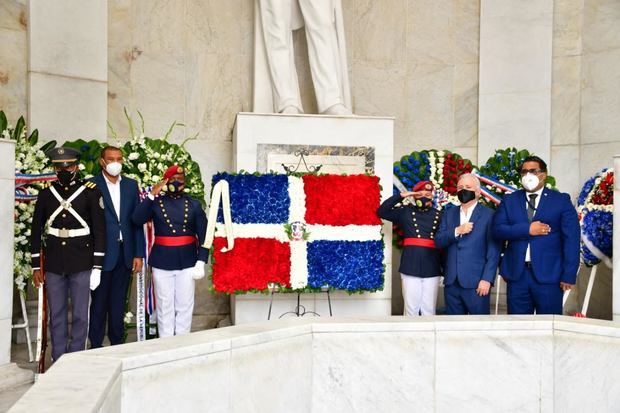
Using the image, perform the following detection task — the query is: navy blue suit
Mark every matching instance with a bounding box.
[492,188,580,314]
[89,173,145,348]
[435,204,501,314]
[132,193,209,270]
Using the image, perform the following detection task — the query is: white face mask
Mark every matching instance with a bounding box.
[105,161,122,177]
[521,173,540,192]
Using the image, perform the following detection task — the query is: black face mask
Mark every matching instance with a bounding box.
[56,170,76,186]
[167,181,185,193]
[457,189,476,204]
[415,197,432,207]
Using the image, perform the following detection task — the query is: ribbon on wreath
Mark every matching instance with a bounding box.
[204,179,234,252]
[15,172,57,201]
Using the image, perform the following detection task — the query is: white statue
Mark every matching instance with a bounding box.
[253,0,352,115]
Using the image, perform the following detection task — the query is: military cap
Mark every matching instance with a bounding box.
[46,147,81,167]
[163,165,185,180]
[412,180,434,193]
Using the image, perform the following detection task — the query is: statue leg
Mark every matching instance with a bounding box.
[258,0,304,113]
[297,0,348,114]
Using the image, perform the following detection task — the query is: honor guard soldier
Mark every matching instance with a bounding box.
[132,165,208,337]
[377,181,443,316]
[31,147,106,362]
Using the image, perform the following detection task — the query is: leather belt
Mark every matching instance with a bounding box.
[154,235,197,247]
[403,237,436,249]
[48,227,90,238]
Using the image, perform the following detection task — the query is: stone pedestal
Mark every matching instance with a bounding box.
[231,112,394,324]
[0,139,31,391]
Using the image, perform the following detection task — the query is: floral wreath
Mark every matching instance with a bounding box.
[6,109,206,293]
[391,149,473,247]
[576,168,613,267]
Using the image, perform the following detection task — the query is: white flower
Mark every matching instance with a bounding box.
[138,163,147,172]
[151,175,160,182]
[124,312,134,324]
[78,163,85,170]
[128,152,139,160]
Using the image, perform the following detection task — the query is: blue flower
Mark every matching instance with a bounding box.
[307,240,384,291]
[212,173,290,224]
[80,144,90,152]
[393,166,400,174]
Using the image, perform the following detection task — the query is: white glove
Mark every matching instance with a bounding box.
[90,268,102,290]
[192,260,206,280]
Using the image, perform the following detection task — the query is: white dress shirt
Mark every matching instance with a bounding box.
[455,202,477,238]
[525,186,544,261]
[104,174,123,240]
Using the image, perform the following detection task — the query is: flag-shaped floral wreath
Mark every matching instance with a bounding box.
[577,168,613,267]
[209,173,385,294]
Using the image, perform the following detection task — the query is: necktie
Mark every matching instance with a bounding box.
[527,194,538,222]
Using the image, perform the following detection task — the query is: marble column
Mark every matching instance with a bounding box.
[28,0,108,141]
[478,0,554,162]
[613,155,620,321]
[0,139,31,389]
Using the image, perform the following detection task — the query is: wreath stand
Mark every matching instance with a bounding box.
[11,292,34,362]
[265,151,333,320]
[267,284,333,320]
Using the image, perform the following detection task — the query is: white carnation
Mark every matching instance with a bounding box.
[128,152,139,160]
[138,163,147,172]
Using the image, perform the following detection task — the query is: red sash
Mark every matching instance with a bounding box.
[154,235,197,247]
[403,237,436,249]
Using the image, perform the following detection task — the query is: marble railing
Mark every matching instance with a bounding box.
[10,316,620,412]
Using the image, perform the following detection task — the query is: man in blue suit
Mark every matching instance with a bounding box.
[89,146,145,347]
[436,174,501,315]
[492,156,580,315]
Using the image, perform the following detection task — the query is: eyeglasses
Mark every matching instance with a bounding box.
[519,169,544,175]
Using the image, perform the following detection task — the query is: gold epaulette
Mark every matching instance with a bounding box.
[84,181,97,189]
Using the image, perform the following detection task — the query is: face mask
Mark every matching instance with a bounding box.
[167,181,184,193]
[415,197,432,207]
[57,169,76,186]
[105,161,122,177]
[521,173,540,192]
[457,189,476,204]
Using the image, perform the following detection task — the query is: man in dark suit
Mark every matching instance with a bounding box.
[89,146,145,348]
[435,174,501,315]
[492,156,580,315]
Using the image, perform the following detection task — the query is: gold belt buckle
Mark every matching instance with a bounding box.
[59,229,70,238]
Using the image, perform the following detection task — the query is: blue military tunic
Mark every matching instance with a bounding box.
[377,194,443,277]
[132,192,208,271]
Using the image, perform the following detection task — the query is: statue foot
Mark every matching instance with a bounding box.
[322,103,352,116]
[280,105,304,114]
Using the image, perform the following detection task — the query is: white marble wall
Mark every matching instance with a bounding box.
[0,0,27,123]
[28,0,108,141]
[11,316,620,412]
[478,0,554,164]
[0,140,15,365]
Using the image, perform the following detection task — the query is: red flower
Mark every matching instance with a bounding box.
[303,175,382,225]
[212,237,291,293]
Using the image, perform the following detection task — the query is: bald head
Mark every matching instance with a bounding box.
[457,173,480,189]
[457,173,481,205]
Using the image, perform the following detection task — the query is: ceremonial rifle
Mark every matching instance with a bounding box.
[35,251,48,374]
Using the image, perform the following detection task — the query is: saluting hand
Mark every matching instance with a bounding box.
[150,178,169,197]
[400,191,415,198]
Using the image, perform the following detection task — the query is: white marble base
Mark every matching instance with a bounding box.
[231,113,394,324]
[11,316,620,412]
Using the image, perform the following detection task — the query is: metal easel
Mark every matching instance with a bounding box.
[266,150,332,319]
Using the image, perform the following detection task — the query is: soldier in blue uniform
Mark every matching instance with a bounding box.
[31,147,106,361]
[132,165,208,337]
[377,181,443,316]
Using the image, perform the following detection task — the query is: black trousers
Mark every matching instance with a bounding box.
[89,248,131,348]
